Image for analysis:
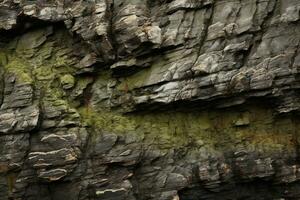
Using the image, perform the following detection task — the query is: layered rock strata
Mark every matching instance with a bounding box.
[0,0,300,199]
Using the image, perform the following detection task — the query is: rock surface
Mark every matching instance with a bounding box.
[0,0,300,199]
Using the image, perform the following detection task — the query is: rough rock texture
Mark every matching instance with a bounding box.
[0,0,300,199]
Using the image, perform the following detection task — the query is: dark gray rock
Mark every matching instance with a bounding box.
[0,0,300,199]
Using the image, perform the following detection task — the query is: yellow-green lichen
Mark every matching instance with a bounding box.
[2,26,299,157]
[2,28,76,86]
[4,58,33,84]
[60,74,75,89]
[0,27,84,132]
[79,104,299,153]
[79,107,138,133]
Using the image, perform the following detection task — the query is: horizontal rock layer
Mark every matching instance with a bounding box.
[0,0,300,199]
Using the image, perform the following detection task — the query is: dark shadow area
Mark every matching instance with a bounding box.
[178,179,300,200]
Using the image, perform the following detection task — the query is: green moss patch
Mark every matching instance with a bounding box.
[79,103,299,153]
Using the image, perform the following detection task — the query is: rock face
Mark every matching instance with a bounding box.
[0,0,300,199]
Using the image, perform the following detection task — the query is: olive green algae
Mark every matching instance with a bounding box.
[79,104,299,154]
[0,27,86,132]
[1,28,75,85]
[1,26,298,157]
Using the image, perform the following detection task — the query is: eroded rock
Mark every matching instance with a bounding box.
[0,0,300,199]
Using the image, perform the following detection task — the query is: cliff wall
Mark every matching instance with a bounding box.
[0,0,300,199]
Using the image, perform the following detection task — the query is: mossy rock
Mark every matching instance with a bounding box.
[78,103,299,153]
[5,58,33,84]
[60,74,75,89]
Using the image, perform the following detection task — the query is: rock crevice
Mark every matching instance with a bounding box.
[0,0,300,199]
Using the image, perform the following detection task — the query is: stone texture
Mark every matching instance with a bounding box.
[0,0,300,199]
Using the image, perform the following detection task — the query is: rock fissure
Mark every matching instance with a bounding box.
[1,0,300,199]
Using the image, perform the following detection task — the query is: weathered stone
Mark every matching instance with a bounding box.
[0,0,300,199]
